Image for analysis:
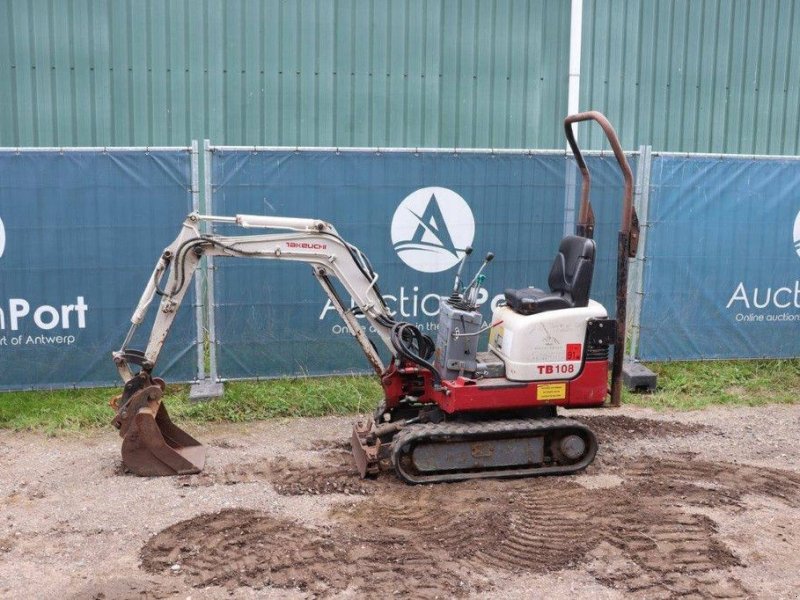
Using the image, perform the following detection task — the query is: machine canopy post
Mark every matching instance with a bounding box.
[563,110,639,407]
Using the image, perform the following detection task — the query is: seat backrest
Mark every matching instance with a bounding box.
[547,235,595,307]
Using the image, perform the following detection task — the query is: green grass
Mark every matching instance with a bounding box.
[623,359,800,410]
[1,359,798,433]
[0,375,382,434]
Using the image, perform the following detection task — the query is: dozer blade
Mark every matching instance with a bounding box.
[112,374,206,477]
[350,418,381,478]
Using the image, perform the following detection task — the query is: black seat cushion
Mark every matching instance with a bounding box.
[504,236,596,316]
[503,287,573,315]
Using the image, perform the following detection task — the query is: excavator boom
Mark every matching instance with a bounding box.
[111,212,415,476]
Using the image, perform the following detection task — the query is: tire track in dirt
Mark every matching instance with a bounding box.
[624,455,800,507]
[143,420,800,598]
[476,483,600,572]
[589,501,747,599]
[334,454,798,598]
[141,508,480,598]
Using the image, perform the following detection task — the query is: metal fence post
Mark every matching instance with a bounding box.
[627,144,652,360]
[205,140,222,390]
[190,140,205,382]
[188,139,224,400]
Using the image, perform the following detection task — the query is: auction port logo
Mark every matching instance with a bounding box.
[794,208,800,258]
[0,215,5,258]
[391,187,475,273]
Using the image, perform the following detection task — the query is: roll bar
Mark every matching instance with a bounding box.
[564,111,639,407]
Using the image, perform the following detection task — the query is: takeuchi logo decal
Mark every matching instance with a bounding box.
[391,187,475,273]
[0,215,5,259]
[794,208,800,259]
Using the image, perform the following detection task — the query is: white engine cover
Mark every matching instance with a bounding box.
[488,300,608,382]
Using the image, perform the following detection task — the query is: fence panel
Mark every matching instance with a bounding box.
[209,147,633,380]
[637,155,800,360]
[0,148,198,389]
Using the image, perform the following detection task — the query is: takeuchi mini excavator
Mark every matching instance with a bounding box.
[110,111,639,483]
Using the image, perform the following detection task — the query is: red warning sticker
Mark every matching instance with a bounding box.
[566,343,582,361]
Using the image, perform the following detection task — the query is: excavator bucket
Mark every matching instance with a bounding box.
[111,374,205,476]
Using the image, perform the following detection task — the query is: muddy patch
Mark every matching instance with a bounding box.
[68,577,182,600]
[176,461,272,487]
[305,439,352,455]
[176,453,374,496]
[100,459,127,477]
[3,484,46,504]
[579,415,708,443]
[141,508,479,598]
[267,456,374,496]
[0,536,14,553]
[587,539,746,599]
[174,418,707,494]
[333,455,798,598]
[143,422,800,598]
[207,439,243,449]
[146,454,800,597]
[623,454,800,509]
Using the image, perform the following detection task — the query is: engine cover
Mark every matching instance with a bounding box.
[488,300,608,381]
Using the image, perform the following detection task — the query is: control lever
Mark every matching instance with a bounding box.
[467,274,486,306]
[451,246,473,296]
[463,252,494,308]
[464,252,494,297]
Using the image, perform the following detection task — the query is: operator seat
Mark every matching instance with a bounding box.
[504,235,596,315]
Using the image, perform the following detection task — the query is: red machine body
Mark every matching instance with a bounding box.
[382,357,608,415]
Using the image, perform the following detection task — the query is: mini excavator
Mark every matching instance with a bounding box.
[110,111,638,483]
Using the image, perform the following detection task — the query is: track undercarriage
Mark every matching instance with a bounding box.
[352,405,598,484]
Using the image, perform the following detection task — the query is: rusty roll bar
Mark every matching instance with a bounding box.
[563,111,640,407]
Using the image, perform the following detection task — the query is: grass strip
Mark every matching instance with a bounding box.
[1,359,798,434]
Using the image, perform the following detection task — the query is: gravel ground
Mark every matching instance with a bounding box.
[1,404,800,599]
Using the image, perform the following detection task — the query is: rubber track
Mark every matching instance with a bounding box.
[391,417,597,484]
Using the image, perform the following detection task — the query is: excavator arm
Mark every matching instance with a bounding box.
[110,211,420,477]
[113,212,400,382]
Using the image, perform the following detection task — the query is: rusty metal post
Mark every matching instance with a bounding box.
[563,111,639,407]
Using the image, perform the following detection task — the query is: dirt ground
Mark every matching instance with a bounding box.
[2,405,800,599]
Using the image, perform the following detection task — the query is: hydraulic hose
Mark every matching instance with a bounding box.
[390,322,442,384]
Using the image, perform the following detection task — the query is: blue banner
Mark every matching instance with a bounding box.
[0,150,198,390]
[638,156,800,360]
[210,149,632,379]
